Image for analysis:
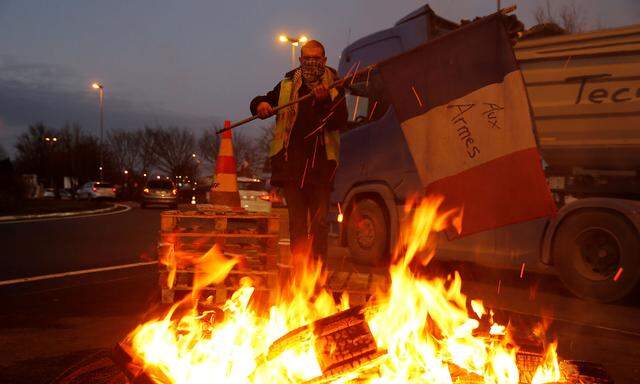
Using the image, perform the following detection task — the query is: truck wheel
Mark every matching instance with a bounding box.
[346,198,388,265]
[553,210,640,302]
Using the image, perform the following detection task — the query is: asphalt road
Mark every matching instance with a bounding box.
[1,205,640,383]
[0,205,160,281]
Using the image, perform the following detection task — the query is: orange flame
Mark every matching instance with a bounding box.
[128,196,561,383]
[532,342,561,384]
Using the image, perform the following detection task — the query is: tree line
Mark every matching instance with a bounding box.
[13,121,273,189]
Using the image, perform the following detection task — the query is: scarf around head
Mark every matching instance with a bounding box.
[301,58,325,87]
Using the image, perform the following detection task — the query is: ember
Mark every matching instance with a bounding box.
[124,196,611,384]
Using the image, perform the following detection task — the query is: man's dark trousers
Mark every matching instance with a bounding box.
[282,182,331,259]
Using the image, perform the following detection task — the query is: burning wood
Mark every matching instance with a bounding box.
[261,306,384,382]
[118,196,613,384]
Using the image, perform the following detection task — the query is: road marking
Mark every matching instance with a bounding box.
[0,203,132,225]
[10,272,156,296]
[0,261,157,286]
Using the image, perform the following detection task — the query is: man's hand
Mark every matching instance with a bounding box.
[256,102,274,119]
[312,85,330,103]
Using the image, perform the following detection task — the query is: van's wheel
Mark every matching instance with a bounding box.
[553,210,640,302]
[346,198,388,265]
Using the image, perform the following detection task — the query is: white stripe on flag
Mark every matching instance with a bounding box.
[400,71,536,185]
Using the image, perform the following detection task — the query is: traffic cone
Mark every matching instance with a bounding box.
[209,120,242,209]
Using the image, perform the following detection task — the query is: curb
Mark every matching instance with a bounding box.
[0,203,130,223]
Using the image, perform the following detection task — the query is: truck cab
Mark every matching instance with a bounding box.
[330,4,640,302]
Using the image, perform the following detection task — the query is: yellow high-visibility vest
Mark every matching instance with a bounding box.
[270,68,340,163]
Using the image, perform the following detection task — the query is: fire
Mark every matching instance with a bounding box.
[532,342,561,384]
[128,196,561,383]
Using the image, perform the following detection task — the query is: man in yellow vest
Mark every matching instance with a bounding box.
[250,40,347,261]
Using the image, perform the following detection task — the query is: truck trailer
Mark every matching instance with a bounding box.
[330,5,640,302]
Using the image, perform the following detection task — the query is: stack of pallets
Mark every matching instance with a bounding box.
[158,208,280,304]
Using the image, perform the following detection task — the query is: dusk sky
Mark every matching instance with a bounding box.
[1,0,639,155]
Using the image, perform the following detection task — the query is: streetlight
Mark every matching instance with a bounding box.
[91,82,105,180]
[42,136,59,187]
[278,34,309,69]
[189,153,201,203]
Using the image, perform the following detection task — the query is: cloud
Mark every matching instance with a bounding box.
[0,55,220,157]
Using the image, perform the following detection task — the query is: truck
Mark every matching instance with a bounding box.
[330,4,640,302]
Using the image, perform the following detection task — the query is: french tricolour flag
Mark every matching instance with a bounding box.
[378,14,556,237]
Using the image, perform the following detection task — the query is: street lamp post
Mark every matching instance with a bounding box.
[278,35,308,69]
[190,153,200,203]
[92,82,105,180]
[43,136,59,187]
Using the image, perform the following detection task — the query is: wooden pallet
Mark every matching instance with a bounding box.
[160,209,280,233]
[158,209,281,304]
[160,209,279,262]
[160,268,278,305]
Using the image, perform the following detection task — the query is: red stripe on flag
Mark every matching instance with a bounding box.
[425,147,556,237]
[215,156,237,174]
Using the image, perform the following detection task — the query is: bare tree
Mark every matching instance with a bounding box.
[150,126,198,178]
[234,132,260,177]
[15,122,103,186]
[255,124,275,173]
[559,1,586,33]
[197,126,268,177]
[197,125,222,165]
[107,129,140,174]
[534,0,554,26]
[533,0,587,33]
[138,127,158,175]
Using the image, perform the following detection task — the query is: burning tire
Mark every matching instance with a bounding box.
[553,209,640,302]
[346,198,388,265]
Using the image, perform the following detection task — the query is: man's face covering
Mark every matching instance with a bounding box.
[301,57,325,85]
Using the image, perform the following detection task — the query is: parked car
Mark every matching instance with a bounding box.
[141,179,178,208]
[76,181,116,200]
[238,177,271,213]
[43,188,56,198]
[58,188,74,200]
